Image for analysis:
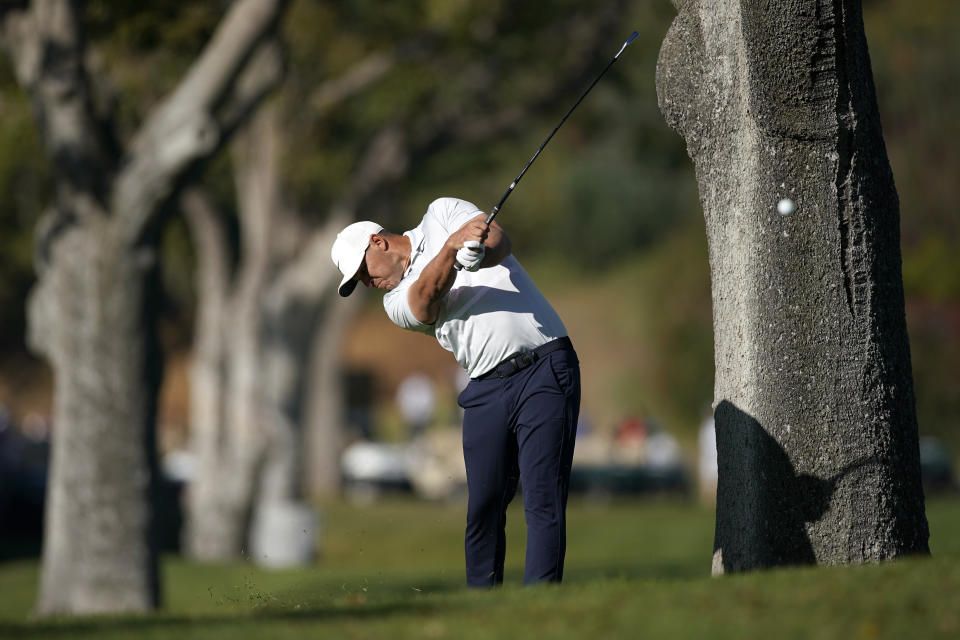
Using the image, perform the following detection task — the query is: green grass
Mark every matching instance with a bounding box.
[1,497,958,639]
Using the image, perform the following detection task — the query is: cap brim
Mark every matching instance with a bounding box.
[339,276,359,297]
[337,250,364,297]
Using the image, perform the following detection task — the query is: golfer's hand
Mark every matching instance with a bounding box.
[456,240,485,272]
[447,215,489,251]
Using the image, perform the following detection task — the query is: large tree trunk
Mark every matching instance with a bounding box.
[29,224,161,613]
[1,0,288,614]
[656,0,929,573]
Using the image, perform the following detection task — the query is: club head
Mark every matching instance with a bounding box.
[615,31,640,58]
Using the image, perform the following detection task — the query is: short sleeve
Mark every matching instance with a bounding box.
[383,285,435,335]
[428,197,483,234]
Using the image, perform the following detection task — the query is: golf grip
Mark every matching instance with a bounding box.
[455,30,638,271]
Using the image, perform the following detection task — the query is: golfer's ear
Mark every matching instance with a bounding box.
[369,233,386,249]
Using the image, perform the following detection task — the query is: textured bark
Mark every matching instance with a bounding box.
[0,0,288,614]
[656,0,928,573]
[28,224,162,613]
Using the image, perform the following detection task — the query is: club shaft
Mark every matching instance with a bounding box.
[455,31,636,270]
[484,47,625,226]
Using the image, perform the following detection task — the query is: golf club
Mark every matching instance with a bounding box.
[455,29,639,270]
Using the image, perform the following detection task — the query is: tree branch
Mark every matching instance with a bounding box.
[230,101,279,310]
[113,0,289,247]
[405,1,628,162]
[268,124,408,306]
[180,187,231,338]
[0,0,117,207]
[218,38,285,141]
[309,50,394,113]
[266,212,346,313]
[146,0,288,134]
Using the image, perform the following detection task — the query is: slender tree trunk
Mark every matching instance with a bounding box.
[304,293,361,496]
[183,105,279,560]
[656,0,928,573]
[183,192,347,562]
[182,183,264,560]
[184,103,332,564]
[183,124,405,558]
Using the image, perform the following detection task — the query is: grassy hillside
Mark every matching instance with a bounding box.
[1,497,958,638]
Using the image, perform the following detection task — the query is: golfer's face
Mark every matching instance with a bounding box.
[358,247,398,291]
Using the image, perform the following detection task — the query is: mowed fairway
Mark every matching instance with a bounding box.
[1,497,958,639]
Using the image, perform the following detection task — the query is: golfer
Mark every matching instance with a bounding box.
[331,196,581,587]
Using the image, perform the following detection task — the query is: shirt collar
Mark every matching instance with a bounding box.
[403,227,425,278]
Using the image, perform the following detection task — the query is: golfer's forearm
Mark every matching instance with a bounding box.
[408,247,458,324]
[479,227,511,267]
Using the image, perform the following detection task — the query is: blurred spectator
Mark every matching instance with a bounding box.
[698,412,718,505]
[646,430,681,469]
[616,415,648,445]
[396,373,436,437]
[0,405,48,560]
[918,436,957,494]
[453,366,471,394]
[0,403,16,464]
[613,415,649,465]
[452,366,471,421]
[576,410,593,438]
[21,412,51,442]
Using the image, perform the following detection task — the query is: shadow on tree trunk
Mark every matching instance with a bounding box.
[712,400,877,574]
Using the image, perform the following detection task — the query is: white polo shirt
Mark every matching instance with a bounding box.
[384,197,567,378]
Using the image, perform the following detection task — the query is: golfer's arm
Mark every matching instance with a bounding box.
[408,246,459,324]
[407,221,512,324]
[479,221,511,268]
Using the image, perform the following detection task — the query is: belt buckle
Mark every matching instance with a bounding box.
[496,351,535,379]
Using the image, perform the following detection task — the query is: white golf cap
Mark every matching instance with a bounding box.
[331,221,384,297]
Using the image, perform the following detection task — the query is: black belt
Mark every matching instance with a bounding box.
[474,337,572,380]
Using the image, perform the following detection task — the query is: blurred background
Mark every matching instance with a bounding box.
[0,0,957,565]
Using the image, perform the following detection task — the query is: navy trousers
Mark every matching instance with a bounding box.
[457,343,580,587]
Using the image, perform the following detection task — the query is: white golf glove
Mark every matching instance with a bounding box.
[456,240,485,272]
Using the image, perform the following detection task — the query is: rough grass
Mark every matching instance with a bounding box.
[1,497,958,639]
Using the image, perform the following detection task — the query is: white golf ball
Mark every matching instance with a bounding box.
[777,198,796,216]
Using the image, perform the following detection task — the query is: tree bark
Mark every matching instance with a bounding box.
[181,186,260,561]
[28,224,162,613]
[304,290,361,496]
[656,0,928,573]
[182,123,385,560]
[182,104,280,561]
[1,0,288,614]
[182,103,341,563]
